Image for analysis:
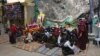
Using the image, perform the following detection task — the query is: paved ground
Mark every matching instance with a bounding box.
[0,34,46,56]
[0,34,100,56]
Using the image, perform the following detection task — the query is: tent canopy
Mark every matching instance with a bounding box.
[43,16,77,27]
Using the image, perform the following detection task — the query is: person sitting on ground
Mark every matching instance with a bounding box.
[57,29,80,56]
[24,32,33,43]
[42,27,52,43]
[52,23,61,45]
[57,31,74,56]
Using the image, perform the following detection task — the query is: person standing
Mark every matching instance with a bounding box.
[92,15,99,38]
[77,18,89,50]
[9,24,17,44]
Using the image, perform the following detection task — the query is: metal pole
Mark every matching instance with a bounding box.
[2,0,4,21]
[98,0,100,22]
[2,0,6,33]
[97,0,100,38]
[1,0,6,23]
[89,0,94,33]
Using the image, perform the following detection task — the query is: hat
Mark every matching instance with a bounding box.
[81,18,85,20]
[94,15,98,18]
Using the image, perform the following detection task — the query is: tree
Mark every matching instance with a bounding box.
[33,0,40,22]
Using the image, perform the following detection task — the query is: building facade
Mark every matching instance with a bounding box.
[2,0,34,26]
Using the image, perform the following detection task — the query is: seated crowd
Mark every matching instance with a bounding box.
[8,18,89,56]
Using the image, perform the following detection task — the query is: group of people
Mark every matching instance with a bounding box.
[24,18,88,56]
[57,17,88,56]
[8,17,89,56]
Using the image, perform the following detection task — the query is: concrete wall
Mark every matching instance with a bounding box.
[25,0,33,3]
[24,0,34,25]
[24,5,34,25]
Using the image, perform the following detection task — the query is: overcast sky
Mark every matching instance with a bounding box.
[7,0,25,3]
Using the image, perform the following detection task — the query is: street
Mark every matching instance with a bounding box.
[0,34,100,56]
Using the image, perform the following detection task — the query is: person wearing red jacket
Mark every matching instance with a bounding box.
[9,24,17,44]
[52,24,61,45]
[77,18,89,50]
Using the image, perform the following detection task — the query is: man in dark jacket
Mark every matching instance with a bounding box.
[58,29,74,56]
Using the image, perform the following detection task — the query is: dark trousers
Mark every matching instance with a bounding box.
[9,33,16,44]
[62,46,74,56]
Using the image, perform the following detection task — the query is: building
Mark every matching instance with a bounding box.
[24,0,34,25]
[3,0,34,26]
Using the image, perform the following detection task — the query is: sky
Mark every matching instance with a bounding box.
[7,0,25,3]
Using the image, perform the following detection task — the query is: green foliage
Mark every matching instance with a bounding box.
[34,3,40,21]
[43,19,56,27]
